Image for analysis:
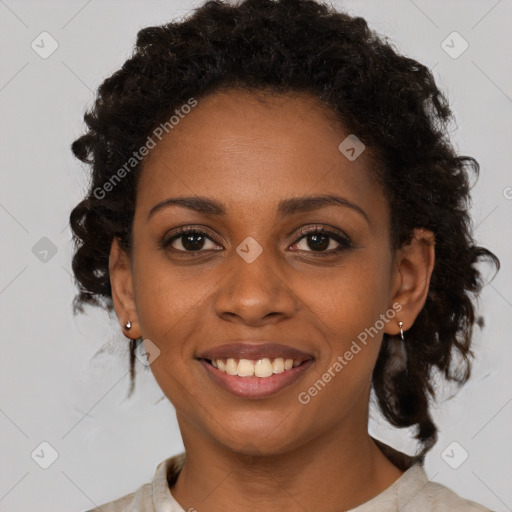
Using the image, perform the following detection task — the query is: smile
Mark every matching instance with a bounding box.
[199,357,314,399]
[209,357,302,377]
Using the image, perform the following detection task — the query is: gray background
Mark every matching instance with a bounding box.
[0,0,511,510]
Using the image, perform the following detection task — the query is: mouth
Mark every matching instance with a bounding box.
[196,342,315,399]
[203,356,306,376]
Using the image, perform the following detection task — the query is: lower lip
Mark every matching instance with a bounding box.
[199,359,314,399]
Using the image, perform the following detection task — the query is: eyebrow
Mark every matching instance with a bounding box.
[147,194,369,223]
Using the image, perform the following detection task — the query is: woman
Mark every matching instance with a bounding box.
[70,0,499,510]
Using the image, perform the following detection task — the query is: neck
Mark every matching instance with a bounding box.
[170,417,404,512]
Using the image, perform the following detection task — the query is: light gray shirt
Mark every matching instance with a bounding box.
[86,449,492,511]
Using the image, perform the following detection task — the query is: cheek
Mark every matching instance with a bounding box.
[132,242,206,334]
[131,254,212,392]
[305,256,392,338]
[300,253,393,387]
[132,262,205,409]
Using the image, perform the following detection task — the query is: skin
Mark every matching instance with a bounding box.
[109,89,435,512]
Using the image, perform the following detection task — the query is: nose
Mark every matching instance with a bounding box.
[213,244,298,327]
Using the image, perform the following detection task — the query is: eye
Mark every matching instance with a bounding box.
[159,225,352,256]
[291,225,351,254]
[160,227,221,253]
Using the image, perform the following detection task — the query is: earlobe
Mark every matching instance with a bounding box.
[109,237,141,339]
[385,228,435,335]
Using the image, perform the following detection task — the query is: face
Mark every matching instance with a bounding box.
[110,89,426,456]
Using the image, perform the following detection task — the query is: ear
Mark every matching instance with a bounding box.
[385,228,435,336]
[109,237,141,339]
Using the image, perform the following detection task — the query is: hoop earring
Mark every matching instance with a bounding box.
[124,320,132,330]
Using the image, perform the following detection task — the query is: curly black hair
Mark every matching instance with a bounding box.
[69,0,499,458]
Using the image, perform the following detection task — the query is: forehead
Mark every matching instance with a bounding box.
[135,89,387,224]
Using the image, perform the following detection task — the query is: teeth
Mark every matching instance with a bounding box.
[211,357,305,378]
[272,358,284,373]
[237,359,254,377]
[225,358,238,375]
[254,358,273,377]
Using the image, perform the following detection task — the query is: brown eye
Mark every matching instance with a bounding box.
[160,228,221,252]
[296,233,338,252]
[291,226,352,254]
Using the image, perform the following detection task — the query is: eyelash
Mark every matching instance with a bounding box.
[159,225,352,257]
[294,225,352,255]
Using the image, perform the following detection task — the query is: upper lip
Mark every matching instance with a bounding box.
[197,342,314,362]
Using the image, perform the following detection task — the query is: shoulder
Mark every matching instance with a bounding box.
[83,483,152,512]
[83,452,186,512]
[369,439,493,511]
[398,465,493,511]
